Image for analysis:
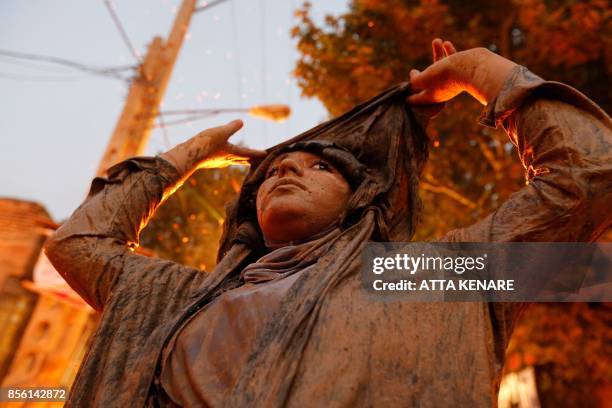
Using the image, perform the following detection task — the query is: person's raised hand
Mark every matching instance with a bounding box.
[408,38,518,106]
[160,119,267,177]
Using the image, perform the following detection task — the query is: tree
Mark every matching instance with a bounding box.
[291,0,610,403]
[505,302,612,406]
[140,166,246,271]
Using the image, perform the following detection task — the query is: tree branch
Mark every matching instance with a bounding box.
[476,137,503,180]
[421,179,477,209]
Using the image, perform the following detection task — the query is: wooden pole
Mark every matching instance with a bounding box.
[96,0,197,177]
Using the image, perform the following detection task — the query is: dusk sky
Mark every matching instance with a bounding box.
[1,0,348,220]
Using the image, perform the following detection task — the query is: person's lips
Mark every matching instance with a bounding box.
[270,177,307,192]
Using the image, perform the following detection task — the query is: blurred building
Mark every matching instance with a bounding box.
[0,198,96,407]
[0,199,49,380]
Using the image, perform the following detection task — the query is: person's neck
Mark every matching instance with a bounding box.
[264,223,340,250]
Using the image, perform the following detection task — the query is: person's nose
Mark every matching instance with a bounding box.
[277,157,303,177]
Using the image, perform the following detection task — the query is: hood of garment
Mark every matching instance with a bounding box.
[217,82,431,263]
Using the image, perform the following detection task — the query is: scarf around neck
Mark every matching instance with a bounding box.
[240,227,343,284]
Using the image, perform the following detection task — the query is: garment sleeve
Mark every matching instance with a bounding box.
[44,156,204,311]
[439,66,612,243]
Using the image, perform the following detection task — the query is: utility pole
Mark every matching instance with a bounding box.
[96,0,197,176]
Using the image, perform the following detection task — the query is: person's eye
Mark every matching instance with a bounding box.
[267,167,278,178]
[313,160,332,171]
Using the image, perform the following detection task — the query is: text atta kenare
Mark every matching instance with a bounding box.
[372,279,514,291]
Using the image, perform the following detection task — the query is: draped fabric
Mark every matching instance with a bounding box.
[43,68,612,407]
[240,227,343,284]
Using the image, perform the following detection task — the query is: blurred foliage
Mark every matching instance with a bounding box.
[506,302,612,406]
[140,166,246,271]
[291,0,611,404]
[292,0,610,241]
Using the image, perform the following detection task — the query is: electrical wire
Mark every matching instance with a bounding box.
[157,112,172,149]
[0,59,93,82]
[0,49,135,80]
[159,108,246,115]
[0,72,90,82]
[103,0,142,63]
[153,112,218,127]
[0,57,72,73]
[194,0,232,13]
[286,0,298,137]
[153,108,249,127]
[230,0,244,107]
[259,0,267,101]
[259,0,268,145]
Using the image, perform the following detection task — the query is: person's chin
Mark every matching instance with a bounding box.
[263,190,309,211]
[261,198,312,226]
[264,203,307,222]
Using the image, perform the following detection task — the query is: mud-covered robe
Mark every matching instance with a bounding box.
[45,66,612,407]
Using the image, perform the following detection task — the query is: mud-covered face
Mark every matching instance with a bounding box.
[256,151,352,246]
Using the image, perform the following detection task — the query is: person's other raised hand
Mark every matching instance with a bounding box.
[408,38,518,106]
[160,120,267,177]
